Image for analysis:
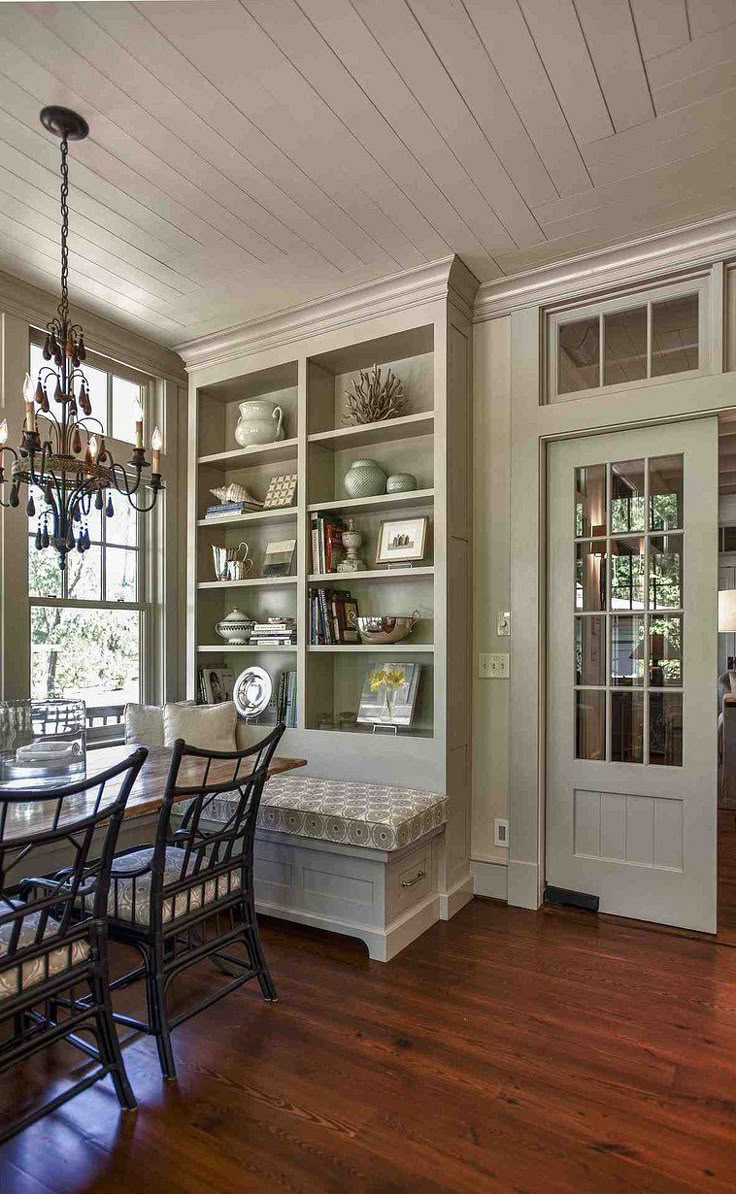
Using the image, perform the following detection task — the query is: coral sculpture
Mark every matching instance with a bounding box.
[343,365,407,426]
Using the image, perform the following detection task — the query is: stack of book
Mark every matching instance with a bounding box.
[310,513,344,574]
[205,498,263,520]
[309,588,360,645]
[249,617,297,647]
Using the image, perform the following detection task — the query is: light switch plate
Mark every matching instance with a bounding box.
[494,818,510,848]
[479,653,510,679]
[496,610,511,637]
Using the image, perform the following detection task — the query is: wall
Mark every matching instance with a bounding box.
[471,316,512,894]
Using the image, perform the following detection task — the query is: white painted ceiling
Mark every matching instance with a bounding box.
[0,0,736,348]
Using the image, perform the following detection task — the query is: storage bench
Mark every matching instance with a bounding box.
[202,775,448,961]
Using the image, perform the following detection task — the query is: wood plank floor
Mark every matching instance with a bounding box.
[2,898,736,1193]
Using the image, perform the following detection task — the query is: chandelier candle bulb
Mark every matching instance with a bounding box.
[23,373,35,430]
[133,396,144,450]
[151,426,162,473]
[0,419,7,445]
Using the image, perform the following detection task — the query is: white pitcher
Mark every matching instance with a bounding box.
[234,399,285,448]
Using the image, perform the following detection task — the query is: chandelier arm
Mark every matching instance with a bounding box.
[107,461,159,512]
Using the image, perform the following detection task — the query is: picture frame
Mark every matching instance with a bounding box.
[375,515,429,565]
[262,538,297,577]
[357,662,422,728]
[263,473,298,509]
[200,667,234,705]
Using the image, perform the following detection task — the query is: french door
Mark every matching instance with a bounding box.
[547,419,718,932]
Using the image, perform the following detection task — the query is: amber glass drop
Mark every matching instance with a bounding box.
[42,337,51,361]
[34,381,44,405]
[72,428,82,454]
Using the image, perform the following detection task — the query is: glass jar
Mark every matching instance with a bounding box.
[0,699,86,786]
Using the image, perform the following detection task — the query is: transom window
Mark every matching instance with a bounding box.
[28,337,150,733]
[548,280,706,402]
[574,455,683,768]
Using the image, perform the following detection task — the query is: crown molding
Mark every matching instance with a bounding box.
[176,255,477,372]
[0,270,186,384]
[474,211,736,322]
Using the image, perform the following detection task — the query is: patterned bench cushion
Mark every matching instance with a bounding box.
[203,775,447,851]
[0,906,89,1002]
[100,846,241,926]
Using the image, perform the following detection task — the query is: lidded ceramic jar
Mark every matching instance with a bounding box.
[234,399,285,448]
[386,473,417,493]
[343,458,387,498]
[215,608,254,645]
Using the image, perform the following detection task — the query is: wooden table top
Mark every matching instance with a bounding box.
[1,744,307,842]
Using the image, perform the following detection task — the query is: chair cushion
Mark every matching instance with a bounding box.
[163,702,237,752]
[201,775,448,851]
[0,905,89,1002]
[104,846,241,926]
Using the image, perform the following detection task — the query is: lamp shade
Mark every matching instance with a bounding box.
[719,590,736,633]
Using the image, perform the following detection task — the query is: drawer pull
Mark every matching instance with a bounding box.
[400,869,427,889]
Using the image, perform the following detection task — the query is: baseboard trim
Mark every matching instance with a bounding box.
[507,859,541,910]
[438,872,474,920]
[471,860,508,901]
[255,891,440,963]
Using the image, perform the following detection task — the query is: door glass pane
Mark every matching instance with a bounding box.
[611,691,644,763]
[649,454,683,531]
[651,295,698,377]
[611,614,644,686]
[649,535,683,610]
[575,465,607,537]
[610,538,645,609]
[611,459,645,532]
[576,690,606,760]
[558,318,599,394]
[649,616,682,687]
[576,542,606,611]
[576,616,605,685]
[649,692,683,766]
[604,307,647,386]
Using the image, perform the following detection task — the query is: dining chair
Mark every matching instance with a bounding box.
[103,723,285,1079]
[0,747,147,1143]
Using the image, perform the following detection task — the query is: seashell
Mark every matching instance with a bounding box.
[210,482,262,506]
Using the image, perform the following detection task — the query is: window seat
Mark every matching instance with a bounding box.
[199,775,448,961]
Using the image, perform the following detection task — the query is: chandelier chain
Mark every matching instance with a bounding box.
[58,134,69,328]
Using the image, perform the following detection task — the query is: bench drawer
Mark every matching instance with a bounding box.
[388,841,436,917]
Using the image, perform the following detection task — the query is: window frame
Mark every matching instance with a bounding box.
[545,274,713,405]
[27,330,157,743]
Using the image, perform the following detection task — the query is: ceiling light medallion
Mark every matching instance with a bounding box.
[0,106,163,570]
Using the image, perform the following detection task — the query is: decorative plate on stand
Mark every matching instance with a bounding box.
[233,666,273,720]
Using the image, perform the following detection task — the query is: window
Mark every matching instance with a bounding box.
[548,280,706,402]
[28,337,151,738]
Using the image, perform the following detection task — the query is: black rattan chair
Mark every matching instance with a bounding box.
[0,747,147,1143]
[105,723,285,1079]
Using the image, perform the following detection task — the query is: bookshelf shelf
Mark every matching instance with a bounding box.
[198,438,299,471]
[307,644,434,654]
[307,412,434,451]
[307,489,434,516]
[197,644,298,654]
[308,567,434,584]
[197,507,296,530]
[197,577,297,590]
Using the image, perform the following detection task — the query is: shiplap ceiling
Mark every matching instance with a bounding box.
[0,1,736,347]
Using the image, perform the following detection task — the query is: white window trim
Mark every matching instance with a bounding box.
[545,273,714,405]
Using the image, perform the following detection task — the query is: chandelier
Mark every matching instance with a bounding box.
[0,106,163,571]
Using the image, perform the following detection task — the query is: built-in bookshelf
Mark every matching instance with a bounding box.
[186,258,473,820]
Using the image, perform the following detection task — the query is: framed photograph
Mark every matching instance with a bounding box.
[200,667,234,705]
[357,662,422,728]
[263,473,297,509]
[262,538,297,577]
[375,516,429,565]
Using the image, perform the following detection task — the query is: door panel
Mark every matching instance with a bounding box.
[547,419,718,932]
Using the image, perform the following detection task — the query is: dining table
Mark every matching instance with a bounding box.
[2,743,308,842]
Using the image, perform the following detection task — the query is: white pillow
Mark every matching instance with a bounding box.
[163,702,237,752]
[124,701,195,748]
[124,702,164,747]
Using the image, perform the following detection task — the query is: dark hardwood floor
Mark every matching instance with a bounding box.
[2,893,736,1193]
